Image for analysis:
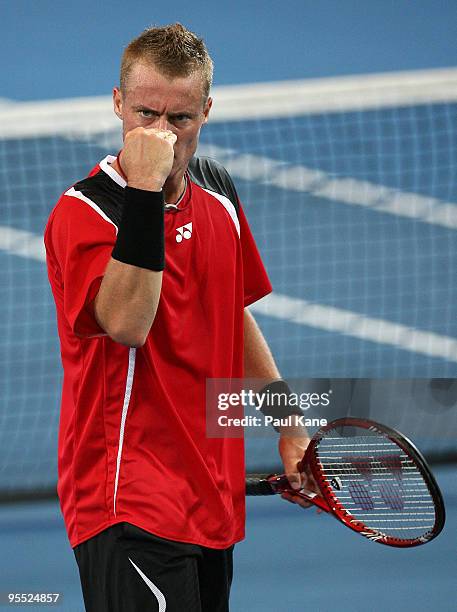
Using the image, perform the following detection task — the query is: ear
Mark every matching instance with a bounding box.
[202,96,212,125]
[113,87,123,120]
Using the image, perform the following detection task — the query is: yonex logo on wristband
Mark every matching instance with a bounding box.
[176,223,193,242]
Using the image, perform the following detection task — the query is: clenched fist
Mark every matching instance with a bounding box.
[120,127,177,192]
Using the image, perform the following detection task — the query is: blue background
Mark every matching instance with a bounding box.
[2,0,456,100]
[0,2,456,611]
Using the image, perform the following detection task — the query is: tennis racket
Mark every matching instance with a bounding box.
[246,417,445,547]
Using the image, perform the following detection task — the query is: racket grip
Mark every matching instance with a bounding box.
[245,475,276,496]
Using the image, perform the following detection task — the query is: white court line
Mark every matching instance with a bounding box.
[250,293,457,363]
[80,138,457,231]
[197,144,457,230]
[1,224,455,363]
[0,226,46,262]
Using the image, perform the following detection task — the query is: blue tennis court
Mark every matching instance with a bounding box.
[0,2,456,610]
[0,466,455,611]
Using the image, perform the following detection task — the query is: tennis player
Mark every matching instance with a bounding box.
[44,23,311,612]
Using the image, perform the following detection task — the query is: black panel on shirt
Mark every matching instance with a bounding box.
[73,171,124,226]
[188,157,240,217]
[72,156,239,225]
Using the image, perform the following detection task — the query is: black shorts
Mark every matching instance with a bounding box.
[74,523,234,612]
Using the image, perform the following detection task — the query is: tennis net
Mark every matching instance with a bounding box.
[0,68,456,500]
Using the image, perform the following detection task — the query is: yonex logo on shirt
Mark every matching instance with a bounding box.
[176,223,193,243]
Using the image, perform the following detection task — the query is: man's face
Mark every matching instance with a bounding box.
[113,62,212,181]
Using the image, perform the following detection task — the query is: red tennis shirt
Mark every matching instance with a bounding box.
[44,155,272,549]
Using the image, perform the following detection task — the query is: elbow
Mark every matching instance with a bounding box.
[98,316,149,348]
[112,333,147,348]
[94,302,154,348]
[109,325,148,348]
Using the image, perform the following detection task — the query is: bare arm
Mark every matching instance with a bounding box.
[244,308,314,505]
[93,127,176,347]
[94,260,162,347]
[243,307,280,379]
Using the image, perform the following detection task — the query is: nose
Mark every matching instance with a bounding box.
[155,114,173,133]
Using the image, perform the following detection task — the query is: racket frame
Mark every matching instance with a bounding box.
[300,417,446,547]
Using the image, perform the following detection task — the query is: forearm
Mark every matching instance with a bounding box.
[244,308,310,440]
[94,258,162,347]
[243,308,280,379]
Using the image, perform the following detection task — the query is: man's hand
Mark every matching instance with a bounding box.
[278,426,318,509]
[120,127,177,192]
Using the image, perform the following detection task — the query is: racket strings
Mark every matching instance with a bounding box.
[316,433,437,541]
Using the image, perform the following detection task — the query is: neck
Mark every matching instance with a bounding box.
[111,157,185,204]
[162,173,186,205]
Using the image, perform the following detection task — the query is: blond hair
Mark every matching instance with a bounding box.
[120,23,213,100]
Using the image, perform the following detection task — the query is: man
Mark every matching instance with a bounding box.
[45,23,310,612]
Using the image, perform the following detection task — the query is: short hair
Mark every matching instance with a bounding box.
[120,23,213,101]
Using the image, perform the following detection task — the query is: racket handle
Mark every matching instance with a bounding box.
[245,474,277,496]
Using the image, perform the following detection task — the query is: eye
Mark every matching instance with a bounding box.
[138,109,155,118]
[172,115,191,123]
